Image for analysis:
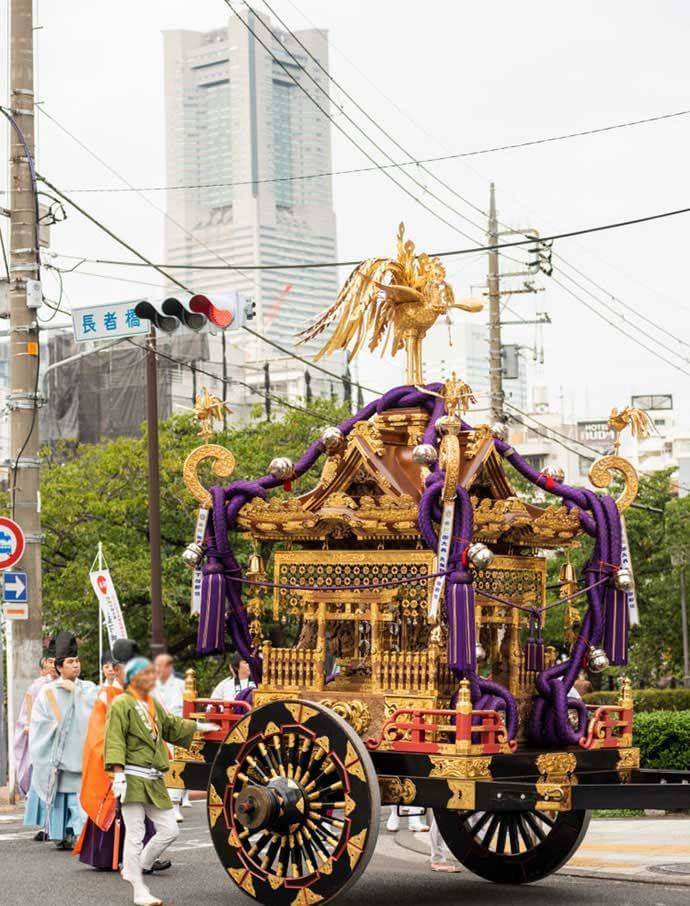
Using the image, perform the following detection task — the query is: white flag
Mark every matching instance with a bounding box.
[620,517,640,627]
[89,568,127,646]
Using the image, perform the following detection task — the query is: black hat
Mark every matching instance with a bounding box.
[54,631,78,661]
[44,638,56,659]
[112,638,139,665]
[101,650,114,667]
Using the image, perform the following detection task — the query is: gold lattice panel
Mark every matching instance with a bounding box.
[273,550,436,617]
[473,555,546,610]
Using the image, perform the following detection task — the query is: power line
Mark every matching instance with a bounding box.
[554,266,690,365]
[550,274,690,377]
[32,105,690,196]
[36,174,385,396]
[46,201,690,272]
[554,252,690,350]
[36,105,262,289]
[125,337,325,420]
[223,0,484,244]
[249,0,487,239]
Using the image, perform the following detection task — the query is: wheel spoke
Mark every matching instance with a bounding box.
[507,815,520,855]
[515,814,533,852]
[467,811,491,836]
[480,814,500,848]
[522,810,546,843]
[495,817,508,855]
[534,810,557,829]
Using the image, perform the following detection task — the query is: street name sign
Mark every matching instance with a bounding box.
[71,299,149,343]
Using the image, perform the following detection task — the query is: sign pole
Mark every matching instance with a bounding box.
[0,610,7,788]
[97,542,103,676]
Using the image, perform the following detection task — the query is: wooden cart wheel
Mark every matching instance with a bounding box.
[208,699,380,905]
[433,807,590,884]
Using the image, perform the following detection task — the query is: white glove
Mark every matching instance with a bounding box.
[112,771,127,801]
[195,719,221,734]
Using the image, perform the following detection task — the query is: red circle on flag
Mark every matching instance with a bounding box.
[0,517,25,570]
[97,574,108,594]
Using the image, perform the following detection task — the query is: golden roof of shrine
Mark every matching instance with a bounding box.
[236,408,583,548]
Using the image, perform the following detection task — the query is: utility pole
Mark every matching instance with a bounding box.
[680,565,690,688]
[487,182,503,423]
[7,0,43,799]
[145,330,166,657]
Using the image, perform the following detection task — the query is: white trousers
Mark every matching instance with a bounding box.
[120,802,180,887]
[430,818,450,863]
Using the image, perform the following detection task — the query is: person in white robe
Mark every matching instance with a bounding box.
[152,653,188,820]
[29,631,98,849]
[210,654,256,700]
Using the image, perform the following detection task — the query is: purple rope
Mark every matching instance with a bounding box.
[193,381,626,749]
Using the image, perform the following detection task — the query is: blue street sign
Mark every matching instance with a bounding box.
[3,571,28,603]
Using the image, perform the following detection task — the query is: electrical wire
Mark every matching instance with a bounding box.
[554,252,690,350]
[223,0,485,245]
[42,201,690,273]
[550,274,690,378]
[125,337,325,420]
[35,106,690,195]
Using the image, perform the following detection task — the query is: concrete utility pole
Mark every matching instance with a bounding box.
[145,330,166,657]
[7,0,43,797]
[487,182,503,423]
[680,565,690,688]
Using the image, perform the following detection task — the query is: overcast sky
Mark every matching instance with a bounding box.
[2,1,689,423]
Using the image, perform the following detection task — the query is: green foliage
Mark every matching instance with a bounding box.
[37,400,348,681]
[583,688,690,712]
[633,711,690,770]
[506,465,690,685]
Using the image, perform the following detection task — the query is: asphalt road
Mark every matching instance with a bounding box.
[0,804,687,906]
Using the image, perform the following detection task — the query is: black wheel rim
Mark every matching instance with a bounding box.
[209,699,380,905]
[433,807,590,884]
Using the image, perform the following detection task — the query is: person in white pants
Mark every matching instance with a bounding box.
[120,801,179,893]
[429,817,460,872]
[105,657,196,906]
[386,805,429,832]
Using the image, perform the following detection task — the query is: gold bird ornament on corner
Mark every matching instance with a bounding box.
[297,223,483,385]
[607,406,655,453]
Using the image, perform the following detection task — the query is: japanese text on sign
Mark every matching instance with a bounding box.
[72,300,149,343]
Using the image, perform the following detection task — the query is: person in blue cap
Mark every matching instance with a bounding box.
[104,655,196,906]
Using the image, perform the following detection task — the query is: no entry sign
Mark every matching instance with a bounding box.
[0,517,25,570]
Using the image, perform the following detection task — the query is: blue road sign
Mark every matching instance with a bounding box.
[3,570,28,603]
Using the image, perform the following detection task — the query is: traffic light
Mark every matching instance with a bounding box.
[133,300,178,333]
[134,292,255,333]
[162,296,206,331]
[189,291,256,330]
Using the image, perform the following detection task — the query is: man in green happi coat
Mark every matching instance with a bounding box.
[104,656,196,906]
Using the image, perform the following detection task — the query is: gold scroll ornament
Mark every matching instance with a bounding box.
[588,455,638,514]
[183,444,236,509]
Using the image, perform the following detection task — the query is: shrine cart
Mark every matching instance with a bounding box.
[171,226,690,904]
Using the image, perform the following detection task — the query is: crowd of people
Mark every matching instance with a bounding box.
[13,633,254,906]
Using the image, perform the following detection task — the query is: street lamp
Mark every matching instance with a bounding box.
[671,549,690,688]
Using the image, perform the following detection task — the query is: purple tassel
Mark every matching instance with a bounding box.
[447,582,476,671]
[197,564,227,655]
[524,614,544,672]
[603,585,629,666]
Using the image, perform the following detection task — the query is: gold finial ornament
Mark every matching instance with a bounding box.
[193,386,232,442]
[608,405,654,454]
[416,371,477,419]
[298,223,483,385]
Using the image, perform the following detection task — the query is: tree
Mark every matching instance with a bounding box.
[37,400,348,690]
